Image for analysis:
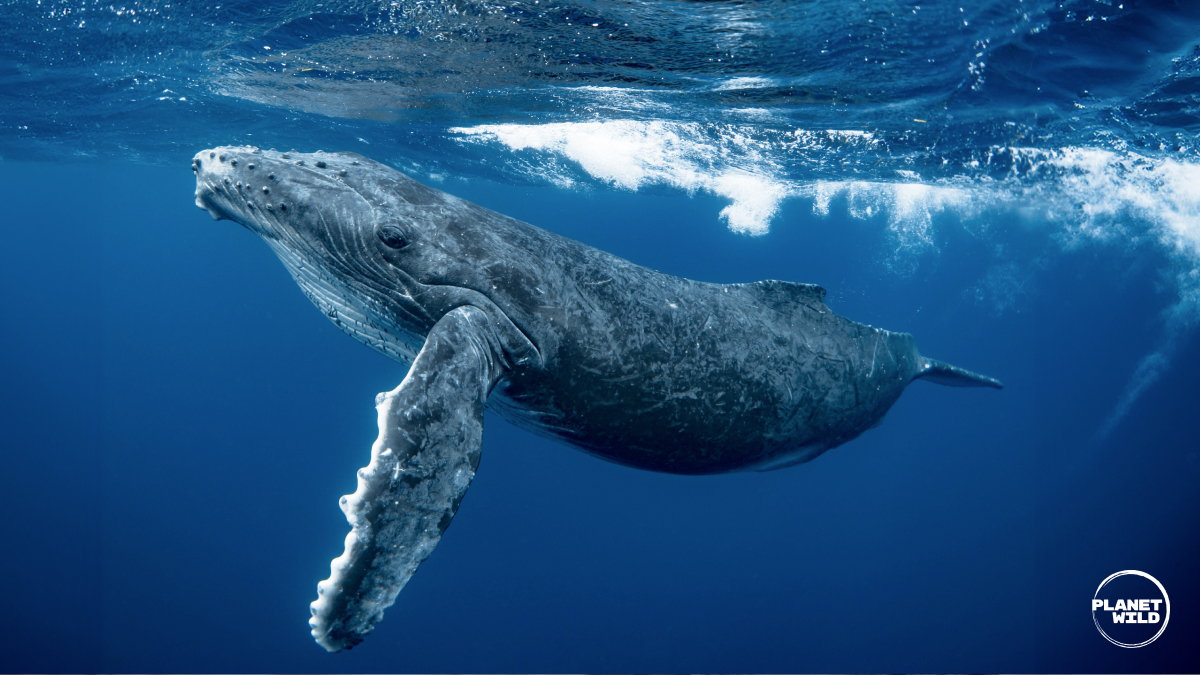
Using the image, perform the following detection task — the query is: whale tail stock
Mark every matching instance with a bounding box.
[915,356,1004,389]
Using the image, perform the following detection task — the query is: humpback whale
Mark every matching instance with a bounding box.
[191,146,1001,652]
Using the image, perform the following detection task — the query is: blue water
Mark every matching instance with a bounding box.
[2,0,1199,672]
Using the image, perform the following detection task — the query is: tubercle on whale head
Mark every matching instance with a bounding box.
[191,146,543,370]
[191,145,441,361]
[190,145,461,259]
[192,145,360,234]
[192,145,428,264]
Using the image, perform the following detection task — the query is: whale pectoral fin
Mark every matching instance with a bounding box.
[309,306,505,652]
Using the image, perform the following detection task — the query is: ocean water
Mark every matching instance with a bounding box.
[1,0,1199,671]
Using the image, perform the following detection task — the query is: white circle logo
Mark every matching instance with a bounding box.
[1091,570,1170,648]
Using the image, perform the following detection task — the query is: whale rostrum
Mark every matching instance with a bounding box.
[192,146,1002,652]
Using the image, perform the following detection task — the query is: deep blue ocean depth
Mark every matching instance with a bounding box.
[2,0,1200,672]
[3,159,1198,672]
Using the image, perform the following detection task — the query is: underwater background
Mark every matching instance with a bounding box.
[1,0,1199,671]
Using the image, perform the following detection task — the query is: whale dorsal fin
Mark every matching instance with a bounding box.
[732,279,829,313]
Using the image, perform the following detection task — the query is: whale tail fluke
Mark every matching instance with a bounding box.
[915,357,1004,389]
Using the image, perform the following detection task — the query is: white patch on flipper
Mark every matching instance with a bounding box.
[309,380,406,651]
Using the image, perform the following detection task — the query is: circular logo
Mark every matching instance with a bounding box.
[1091,570,1170,648]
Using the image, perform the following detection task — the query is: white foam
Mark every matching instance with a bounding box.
[454,122,1200,269]
[1030,147,1200,259]
[808,179,983,272]
[452,120,792,234]
[712,76,778,91]
[452,120,920,235]
[711,172,790,235]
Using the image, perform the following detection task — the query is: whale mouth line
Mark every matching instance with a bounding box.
[194,182,232,222]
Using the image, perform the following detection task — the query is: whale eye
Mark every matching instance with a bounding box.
[377,226,409,250]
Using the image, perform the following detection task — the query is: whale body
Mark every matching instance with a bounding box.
[192,146,1001,651]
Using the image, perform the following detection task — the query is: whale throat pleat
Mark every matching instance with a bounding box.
[265,238,423,364]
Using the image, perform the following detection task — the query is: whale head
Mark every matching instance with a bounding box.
[192,146,453,365]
